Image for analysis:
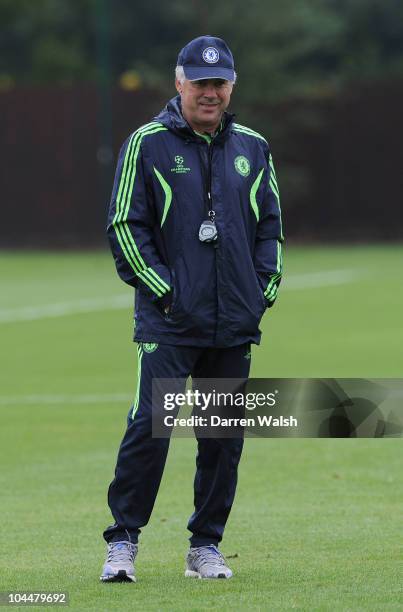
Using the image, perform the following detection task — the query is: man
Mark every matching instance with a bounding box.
[101,35,283,582]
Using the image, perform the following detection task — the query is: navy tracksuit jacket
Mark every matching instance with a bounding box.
[107,95,283,347]
[104,96,284,547]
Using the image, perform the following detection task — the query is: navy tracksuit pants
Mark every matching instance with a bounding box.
[103,342,251,547]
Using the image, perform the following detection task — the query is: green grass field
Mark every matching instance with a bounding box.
[0,246,402,610]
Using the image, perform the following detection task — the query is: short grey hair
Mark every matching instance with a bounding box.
[175,65,237,85]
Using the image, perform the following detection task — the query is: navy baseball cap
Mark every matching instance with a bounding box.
[177,35,235,82]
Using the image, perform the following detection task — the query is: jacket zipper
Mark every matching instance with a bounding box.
[205,139,219,345]
[207,141,215,223]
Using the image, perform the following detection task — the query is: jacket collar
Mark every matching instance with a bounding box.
[154,95,235,143]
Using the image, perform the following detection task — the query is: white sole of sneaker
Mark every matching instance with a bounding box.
[185,570,202,578]
[184,569,231,579]
[100,570,136,583]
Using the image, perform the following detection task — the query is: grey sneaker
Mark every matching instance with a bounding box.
[185,545,233,579]
[100,541,137,582]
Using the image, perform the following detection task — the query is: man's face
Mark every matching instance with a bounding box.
[176,78,233,132]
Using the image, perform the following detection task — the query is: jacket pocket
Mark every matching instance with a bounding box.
[164,269,179,320]
[252,274,267,319]
[257,280,267,314]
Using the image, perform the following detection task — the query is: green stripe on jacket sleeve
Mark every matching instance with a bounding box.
[269,153,284,242]
[264,242,283,301]
[111,124,170,297]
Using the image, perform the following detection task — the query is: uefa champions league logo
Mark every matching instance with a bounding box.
[202,47,219,63]
[171,154,191,174]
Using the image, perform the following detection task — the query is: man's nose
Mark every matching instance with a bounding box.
[202,83,217,97]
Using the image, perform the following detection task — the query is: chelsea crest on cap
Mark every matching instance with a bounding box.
[177,35,235,82]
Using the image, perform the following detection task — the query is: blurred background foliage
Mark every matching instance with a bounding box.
[2,0,403,99]
[1,0,403,245]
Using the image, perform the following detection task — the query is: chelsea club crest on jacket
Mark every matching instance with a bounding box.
[107,95,284,347]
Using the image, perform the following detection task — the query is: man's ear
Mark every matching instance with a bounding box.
[175,78,182,95]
